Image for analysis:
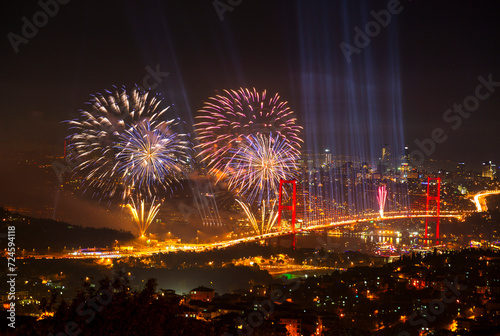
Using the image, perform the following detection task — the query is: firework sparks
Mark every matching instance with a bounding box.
[377,185,387,218]
[236,199,279,235]
[115,119,189,197]
[66,86,170,198]
[194,88,302,173]
[66,86,189,236]
[223,133,300,204]
[126,197,161,237]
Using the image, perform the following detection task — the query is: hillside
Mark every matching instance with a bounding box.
[0,207,134,253]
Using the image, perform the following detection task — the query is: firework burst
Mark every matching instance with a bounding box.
[194,88,302,172]
[115,119,189,197]
[66,86,189,236]
[66,86,169,199]
[223,133,300,204]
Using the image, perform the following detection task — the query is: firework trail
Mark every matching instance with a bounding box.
[127,197,161,237]
[194,88,302,174]
[236,199,279,235]
[377,185,387,218]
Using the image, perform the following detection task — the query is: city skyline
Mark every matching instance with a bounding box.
[2,2,500,334]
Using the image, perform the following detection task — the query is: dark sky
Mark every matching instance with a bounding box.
[1,0,500,218]
[2,0,500,162]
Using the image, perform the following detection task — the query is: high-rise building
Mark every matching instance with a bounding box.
[482,161,494,180]
[400,162,409,178]
[324,148,332,167]
[382,144,391,163]
[402,145,410,163]
[378,144,392,174]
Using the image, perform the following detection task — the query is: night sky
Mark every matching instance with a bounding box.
[1,0,500,220]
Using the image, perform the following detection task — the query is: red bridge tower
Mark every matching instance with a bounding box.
[277,179,297,249]
[425,177,441,240]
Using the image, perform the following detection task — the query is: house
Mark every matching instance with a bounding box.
[190,286,215,302]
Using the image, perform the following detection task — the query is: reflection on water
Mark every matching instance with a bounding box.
[291,232,418,254]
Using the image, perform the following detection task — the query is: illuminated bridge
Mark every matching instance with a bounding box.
[55,186,494,259]
[209,180,489,249]
[214,210,470,249]
[55,210,471,259]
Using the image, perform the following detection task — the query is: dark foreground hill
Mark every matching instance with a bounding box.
[0,207,134,253]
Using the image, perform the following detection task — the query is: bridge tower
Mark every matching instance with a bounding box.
[425,177,441,240]
[277,179,297,249]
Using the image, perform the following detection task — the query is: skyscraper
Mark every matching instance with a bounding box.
[378,144,392,174]
[482,161,494,180]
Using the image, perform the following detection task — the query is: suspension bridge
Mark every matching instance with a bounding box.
[219,179,499,249]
